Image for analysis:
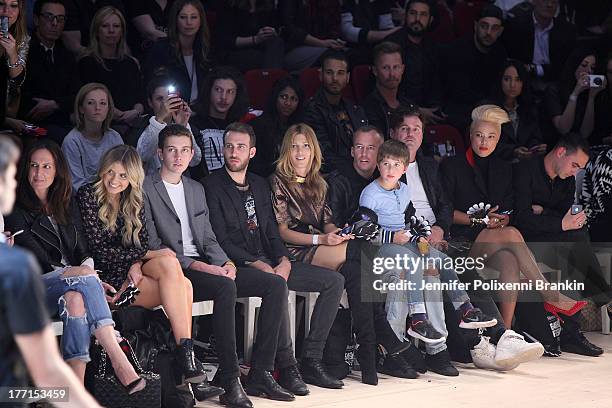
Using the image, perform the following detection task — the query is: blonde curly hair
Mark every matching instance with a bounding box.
[93,145,145,248]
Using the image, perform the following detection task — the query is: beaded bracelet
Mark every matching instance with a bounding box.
[469,217,487,227]
[6,57,25,69]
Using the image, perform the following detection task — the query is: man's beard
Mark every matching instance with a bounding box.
[475,34,494,50]
[226,159,248,173]
[406,23,426,37]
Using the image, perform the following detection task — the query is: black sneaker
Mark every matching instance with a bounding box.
[425,350,459,377]
[542,343,562,357]
[400,344,427,374]
[378,354,418,379]
[561,332,603,357]
[407,320,445,343]
[459,308,498,329]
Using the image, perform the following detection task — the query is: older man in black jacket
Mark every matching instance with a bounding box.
[389,108,452,242]
[502,0,576,84]
[362,41,415,139]
[384,0,444,125]
[326,125,421,378]
[303,50,367,172]
[202,122,345,392]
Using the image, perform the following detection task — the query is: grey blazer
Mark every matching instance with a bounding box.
[143,172,230,269]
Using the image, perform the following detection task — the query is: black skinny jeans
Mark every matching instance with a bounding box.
[338,241,404,350]
[185,265,290,381]
[286,262,345,360]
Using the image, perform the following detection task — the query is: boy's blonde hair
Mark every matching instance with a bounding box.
[377,139,410,166]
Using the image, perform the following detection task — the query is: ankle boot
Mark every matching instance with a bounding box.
[356,344,378,385]
[175,338,206,383]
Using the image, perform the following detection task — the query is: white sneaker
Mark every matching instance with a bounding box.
[470,337,518,371]
[494,329,544,369]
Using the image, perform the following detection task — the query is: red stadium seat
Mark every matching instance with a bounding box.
[424,124,466,156]
[299,67,321,100]
[244,69,289,110]
[427,3,455,43]
[350,65,371,105]
[453,1,486,38]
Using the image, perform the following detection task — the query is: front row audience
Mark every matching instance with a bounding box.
[5,141,145,393]
[76,144,203,384]
[440,105,586,327]
[143,124,337,407]
[1,104,610,405]
[0,136,103,408]
[204,123,345,393]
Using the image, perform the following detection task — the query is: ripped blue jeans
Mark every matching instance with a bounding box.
[42,268,114,362]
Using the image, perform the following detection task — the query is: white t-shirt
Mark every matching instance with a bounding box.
[162,179,199,257]
[406,161,436,225]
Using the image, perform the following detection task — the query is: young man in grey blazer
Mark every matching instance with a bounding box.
[143,124,300,407]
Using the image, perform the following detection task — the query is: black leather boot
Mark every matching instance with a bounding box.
[356,344,378,385]
[244,368,295,401]
[300,358,343,389]
[175,338,206,383]
[220,377,253,408]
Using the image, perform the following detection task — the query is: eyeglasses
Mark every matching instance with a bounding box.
[39,12,66,24]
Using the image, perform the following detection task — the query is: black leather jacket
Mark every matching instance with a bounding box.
[326,163,374,227]
[401,151,453,238]
[5,202,90,273]
[303,88,368,172]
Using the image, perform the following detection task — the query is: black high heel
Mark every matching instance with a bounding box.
[116,337,147,394]
[124,377,147,395]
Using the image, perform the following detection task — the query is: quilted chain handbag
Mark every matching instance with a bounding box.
[92,338,162,408]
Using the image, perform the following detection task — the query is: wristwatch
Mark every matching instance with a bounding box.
[223,260,236,269]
